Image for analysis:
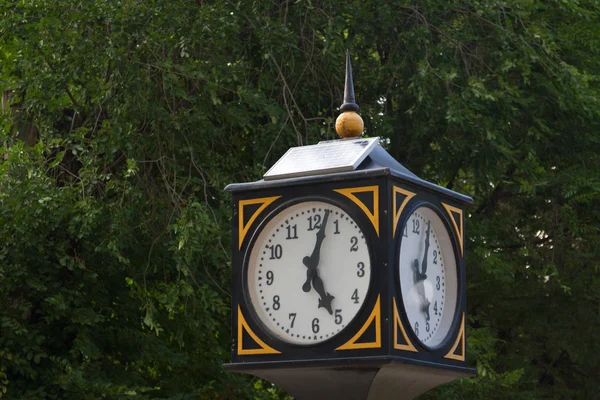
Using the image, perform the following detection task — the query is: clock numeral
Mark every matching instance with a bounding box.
[266,270,274,285]
[268,244,283,260]
[412,219,420,235]
[289,313,296,328]
[436,276,441,291]
[414,321,419,336]
[403,224,408,238]
[286,224,298,240]
[433,301,438,316]
[272,295,281,310]
[334,309,343,325]
[312,318,320,333]
[307,214,322,231]
[351,288,360,304]
[333,219,340,234]
[433,250,438,265]
[356,262,365,277]
[350,236,359,252]
[426,321,430,333]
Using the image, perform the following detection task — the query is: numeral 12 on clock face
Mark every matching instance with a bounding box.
[246,201,372,345]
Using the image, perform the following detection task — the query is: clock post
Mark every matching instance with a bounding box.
[224,51,475,399]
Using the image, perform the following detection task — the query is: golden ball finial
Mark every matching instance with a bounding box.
[336,111,364,138]
[337,50,363,138]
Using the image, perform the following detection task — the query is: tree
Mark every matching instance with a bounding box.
[0,0,598,399]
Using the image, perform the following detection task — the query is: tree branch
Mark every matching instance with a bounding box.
[43,58,79,108]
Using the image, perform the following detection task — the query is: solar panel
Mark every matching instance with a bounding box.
[263,137,379,180]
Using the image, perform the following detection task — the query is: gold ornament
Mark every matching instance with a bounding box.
[336,111,364,138]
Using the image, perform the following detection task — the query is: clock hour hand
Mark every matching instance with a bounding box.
[311,275,334,315]
[421,298,431,321]
[412,259,431,321]
[415,279,431,321]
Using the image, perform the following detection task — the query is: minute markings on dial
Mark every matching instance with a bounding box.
[251,202,370,344]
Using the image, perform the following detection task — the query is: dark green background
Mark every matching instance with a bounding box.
[0,1,598,399]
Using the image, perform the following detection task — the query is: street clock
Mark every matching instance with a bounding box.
[224,53,475,400]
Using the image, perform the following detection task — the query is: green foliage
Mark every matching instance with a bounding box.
[0,0,598,398]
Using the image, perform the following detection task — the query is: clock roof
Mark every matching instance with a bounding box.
[224,142,473,205]
[226,51,472,205]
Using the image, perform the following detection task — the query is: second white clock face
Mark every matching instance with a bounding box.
[398,206,458,348]
[247,201,371,345]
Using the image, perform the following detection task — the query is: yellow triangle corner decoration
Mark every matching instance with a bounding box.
[336,295,381,351]
[238,196,281,249]
[441,203,464,257]
[392,297,418,352]
[237,306,281,356]
[392,186,417,238]
[444,312,466,361]
[334,186,379,236]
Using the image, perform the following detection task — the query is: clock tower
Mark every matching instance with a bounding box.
[224,52,475,399]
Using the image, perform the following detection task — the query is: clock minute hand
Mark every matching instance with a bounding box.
[310,210,335,314]
[301,211,335,314]
[420,220,431,280]
[416,220,431,321]
[302,210,331,292]
[310,210,330,267]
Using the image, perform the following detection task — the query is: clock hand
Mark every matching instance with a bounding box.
[420,221,432,321]
[412,259,420,284]
[412,259,431,321]
[302,210,331,292]
[421,292,431,321]
[415,279,431,321]
[311,275,334,315]
[420,220,431,280]
[302,265,314,293]
[301,210,335,314]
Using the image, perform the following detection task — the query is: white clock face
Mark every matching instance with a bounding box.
[247,201,371,345]
[398,206,458,348]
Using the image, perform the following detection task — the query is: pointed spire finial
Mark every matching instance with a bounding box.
[340,50,359,112]
[336,50,364,138]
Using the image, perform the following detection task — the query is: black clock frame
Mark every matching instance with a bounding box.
[393,200,464,353]
[225,161,474,399]
[241,195,377,348]
[231,177,387,360]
